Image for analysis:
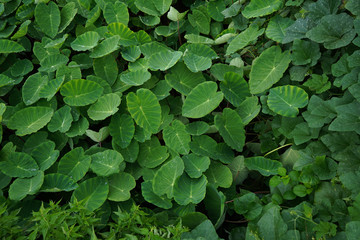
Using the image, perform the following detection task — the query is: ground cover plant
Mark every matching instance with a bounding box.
[0,0,360,239]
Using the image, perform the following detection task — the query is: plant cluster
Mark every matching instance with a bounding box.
[0,0,360,239]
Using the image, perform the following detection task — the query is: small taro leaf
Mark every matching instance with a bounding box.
[109,113,135,149]
[306,13,356,49]
[267,85,309,117]
[243,0,283,18]
[346,221,360,240]
[205,161,232,188]
[163,120,191,155]
[346,0,360,16]
[107,22,137,46]
[210,63,243,81]
[9,171,44,201]
[183,44,217,72]
[152,0,171,15]
[190,135,218,159]
[10,59,33,77]
[303,74,331,94]
[40,173,78,192]
[39,54,69,72]
[220,72,250,107]
[257,206,288,240]
[67,118,89,137]
[291,39,321,66]
[188,9,210,35]
[47,105,73,133]
[153,156,184,198]
[90,150,123,177]
[184,34,215,45]
[86,127,110,142]
[22,73,48,105]
[85,5,101,28]
[182,81,223,118]
[121,46,141,62]
[153,80,172,100]
[174,174,207,205]
[140,15,160,27]
[203,185,226,229]
[70,31,100,51]
[7,107,54,136]
[93,55,118,85]
[31,141,59,171]
[141,181,172,209]
[181,212,208,229]
[329,101,360,134]
[58,2,77,33]
[283,18,315,43]
[137,137,169,168]
[244,157,282,176]
[167,6,188,22]
[265,16,294,43]
[57,147,91,182]
[226,25,264,55]
[215,108,245,152]
[34,2,60,38]
[207,0,225,21]
[0,74,14,88]
[104,1,129,25]
[116,139,139,163]
[71,177,109,211]
[126,88,161,133]
[60,79,104,106]
[228,156,248,185]
[148,50,182,71]
[89,35,120,58]
[165,62,205,95]
[87,93,121,121]
[140,42,172,58]
[120,69,151,86]
[134,0,160,16]
[236,96,261,125]
[249,46,291,94]
[186,121,210,136]
[234,192,262,220]
[0,152,38,178]
[183,154,210,178]
[108,172,136,202]
[181,220,220,240]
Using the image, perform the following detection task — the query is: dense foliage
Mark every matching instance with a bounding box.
[0,0,360,239]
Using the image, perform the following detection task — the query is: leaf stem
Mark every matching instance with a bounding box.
[177,20,182,46]
[264,143,292,157]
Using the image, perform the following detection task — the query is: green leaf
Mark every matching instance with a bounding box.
[9,171,44,201]
[90,150,123,177]
[220,72,250,107]
[104,1,129,25]
[303,74,331,94]
[243,0,283,18]
[107,22,137,46]
[0,152,39,178]
[148,50,182,71]
[173,174,207,205]
[181,220,220,240]
[226,25,264,55]
[59,2,77,33]
[257,206,288,240]
[152,0,172,15]
[0,74,14,88]
[267,85,308,117]
[57,147,91,182]
[186,121,210,136]
[135,0,160,16]
[236,96,261,125]
[39,54,69,72]
[283,18,315,43]
[182,81,223,118]
[190,135,218,160]
[141,181,172,209]
[30,141,59,171]
[86,127,110,143]
[22,73,48,105]
[11,59,33,77]
[291,39,321,66]
[71,177,109,211]
[183,154,210,178]
[329,101,360,134]
[184,34,215,45]
[7,107,54,136]
[234,192,262,220]
[266,16,294,43]
[39,76,65,101]
[35,2,60,38]
[41,173,78,192]
[188,9,210,35]
[120,69,151,86]
[163,120,191,155]
[87,93,121,121]
[244,157,282,176]
[67,117,89,137]
[108,172,136,202]
[210,63,243,81]
[126,88,161,133]
[249,46,291,94]
[137,136,169,168]
[205,161,232,188]
[47,105,73,133]
[203,185,226,229]
[153,156,184,198]
[183,44,217,72]
[207,0,225,21]
[11,19,31,40]
[109,113,135,148]
[60,79,104,106]
[93,55,118,85]
[71,31,100,51]
[89,35,120,58]
[121,46,141,62]
[346,0,360,16]
[0,39,25,53]
[346,221,360,240]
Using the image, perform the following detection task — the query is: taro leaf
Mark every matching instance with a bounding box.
[236,96,261,125]
[283,18,315,43]
[289,122,320,145]
[39,76,65,101]
[185,34,215,45]
[120,69,151,86]
[0,39,25,53]
[0,152,39,178]
[108,172,136,202]
[243,0,283,18]
[346,0,360,16]
[86,127,110,143]
[207,0,225,21]
[31,141,59,171]
[39,54,69,72]
[188,9,210,35]
[306,13,356,49]
[183,44,217,72]
[267,85,309,117]
[226,25,264,55]
[90,150,124,177]
[190,135,218,160]
[303,74,331,94]
[291,39,321,66]
[140,42,171,58]
[0,74,14,88]
[71,31,100,51]
[67,117,89,137]
[35,2,60,38]
[303,0,341,21]
[59,2,77,33]
[203,185,226,229]
[141,15,161,27]
[329,101,360,134]
[104,1,129,25]
[266,16,294,43]
[116,139,139,163]
[167,6,188,22]
[153,156,184,198]
[135,0,160,16]
[249,46,291,94]
[40,173,78,192]
[126,88,161,133]
[182,81,223,118]
[234,192,262,220]
[11,20,30,39]
[181,220,220,240]
[163,120,191,155]
[57,147,91,182]
[107,22,137,46]
[303,95,337,128]
[22,73,48,105]
[11,59,33,77]
[173,174,207,205]
[109,113,135,148]
[87,93,121,121]
[186,121,210,136]
[89,35,120,58]
[60,79,104,106]
[141,181,172,209]
[349,83,360,101]
[48,105,73,133]
[165,62,205,95]
[93,55,118,86]
[257,206,288,240]
[71,177,109,211]
[205,161,232,188]
[220,72,250,107]
[121,46,141,62]
[148,50,182,71]
[7,107,54,136]
[183,154,210,178]
[245,157,282,176]
[346,221,360,240]
[215,108,245,152]
[9,171,44,201]
[137,136,169,168]
[210,63,243,81]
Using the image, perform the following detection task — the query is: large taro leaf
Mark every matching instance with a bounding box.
[183,44,217,72]
[173,174,207,205]
[71,177,109,211]
[220,72,250,107]
[190,135,218,160]
[87,93,121,121]
[40,173,78,192]
[266,16,294,43]
[90,150,124,177]
[22,73,48,105]
[39,54,69,72]
[108,172,136,202]
[47,105,73,133]
[243,0,283,18]
[107,22,137,46]
[153,156,184,198]
[70,31,100,51]
[249,46,291,94]
[148,50,182,71]
[204,161,232,188]
[126,88,161,133]
[267,85,309,117]
[210,63,244,81]
[163,119,191,155]
[182,81,223,118]
[215,108,245,152]
[103,1,129,25]
[141,181,172,209]
[183,154,210,178]
[226,25,264,55]
[60,79,104,106]
[34,1,60,38]
[244,157,282,176]
[9,171,44,201]
[0,39,25,53]
[7,107,54,136]
[57,147,91,182]
[30,141,59,171]
[109,113,135,149]
[0,152,39,178]
[137,136,169,168]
